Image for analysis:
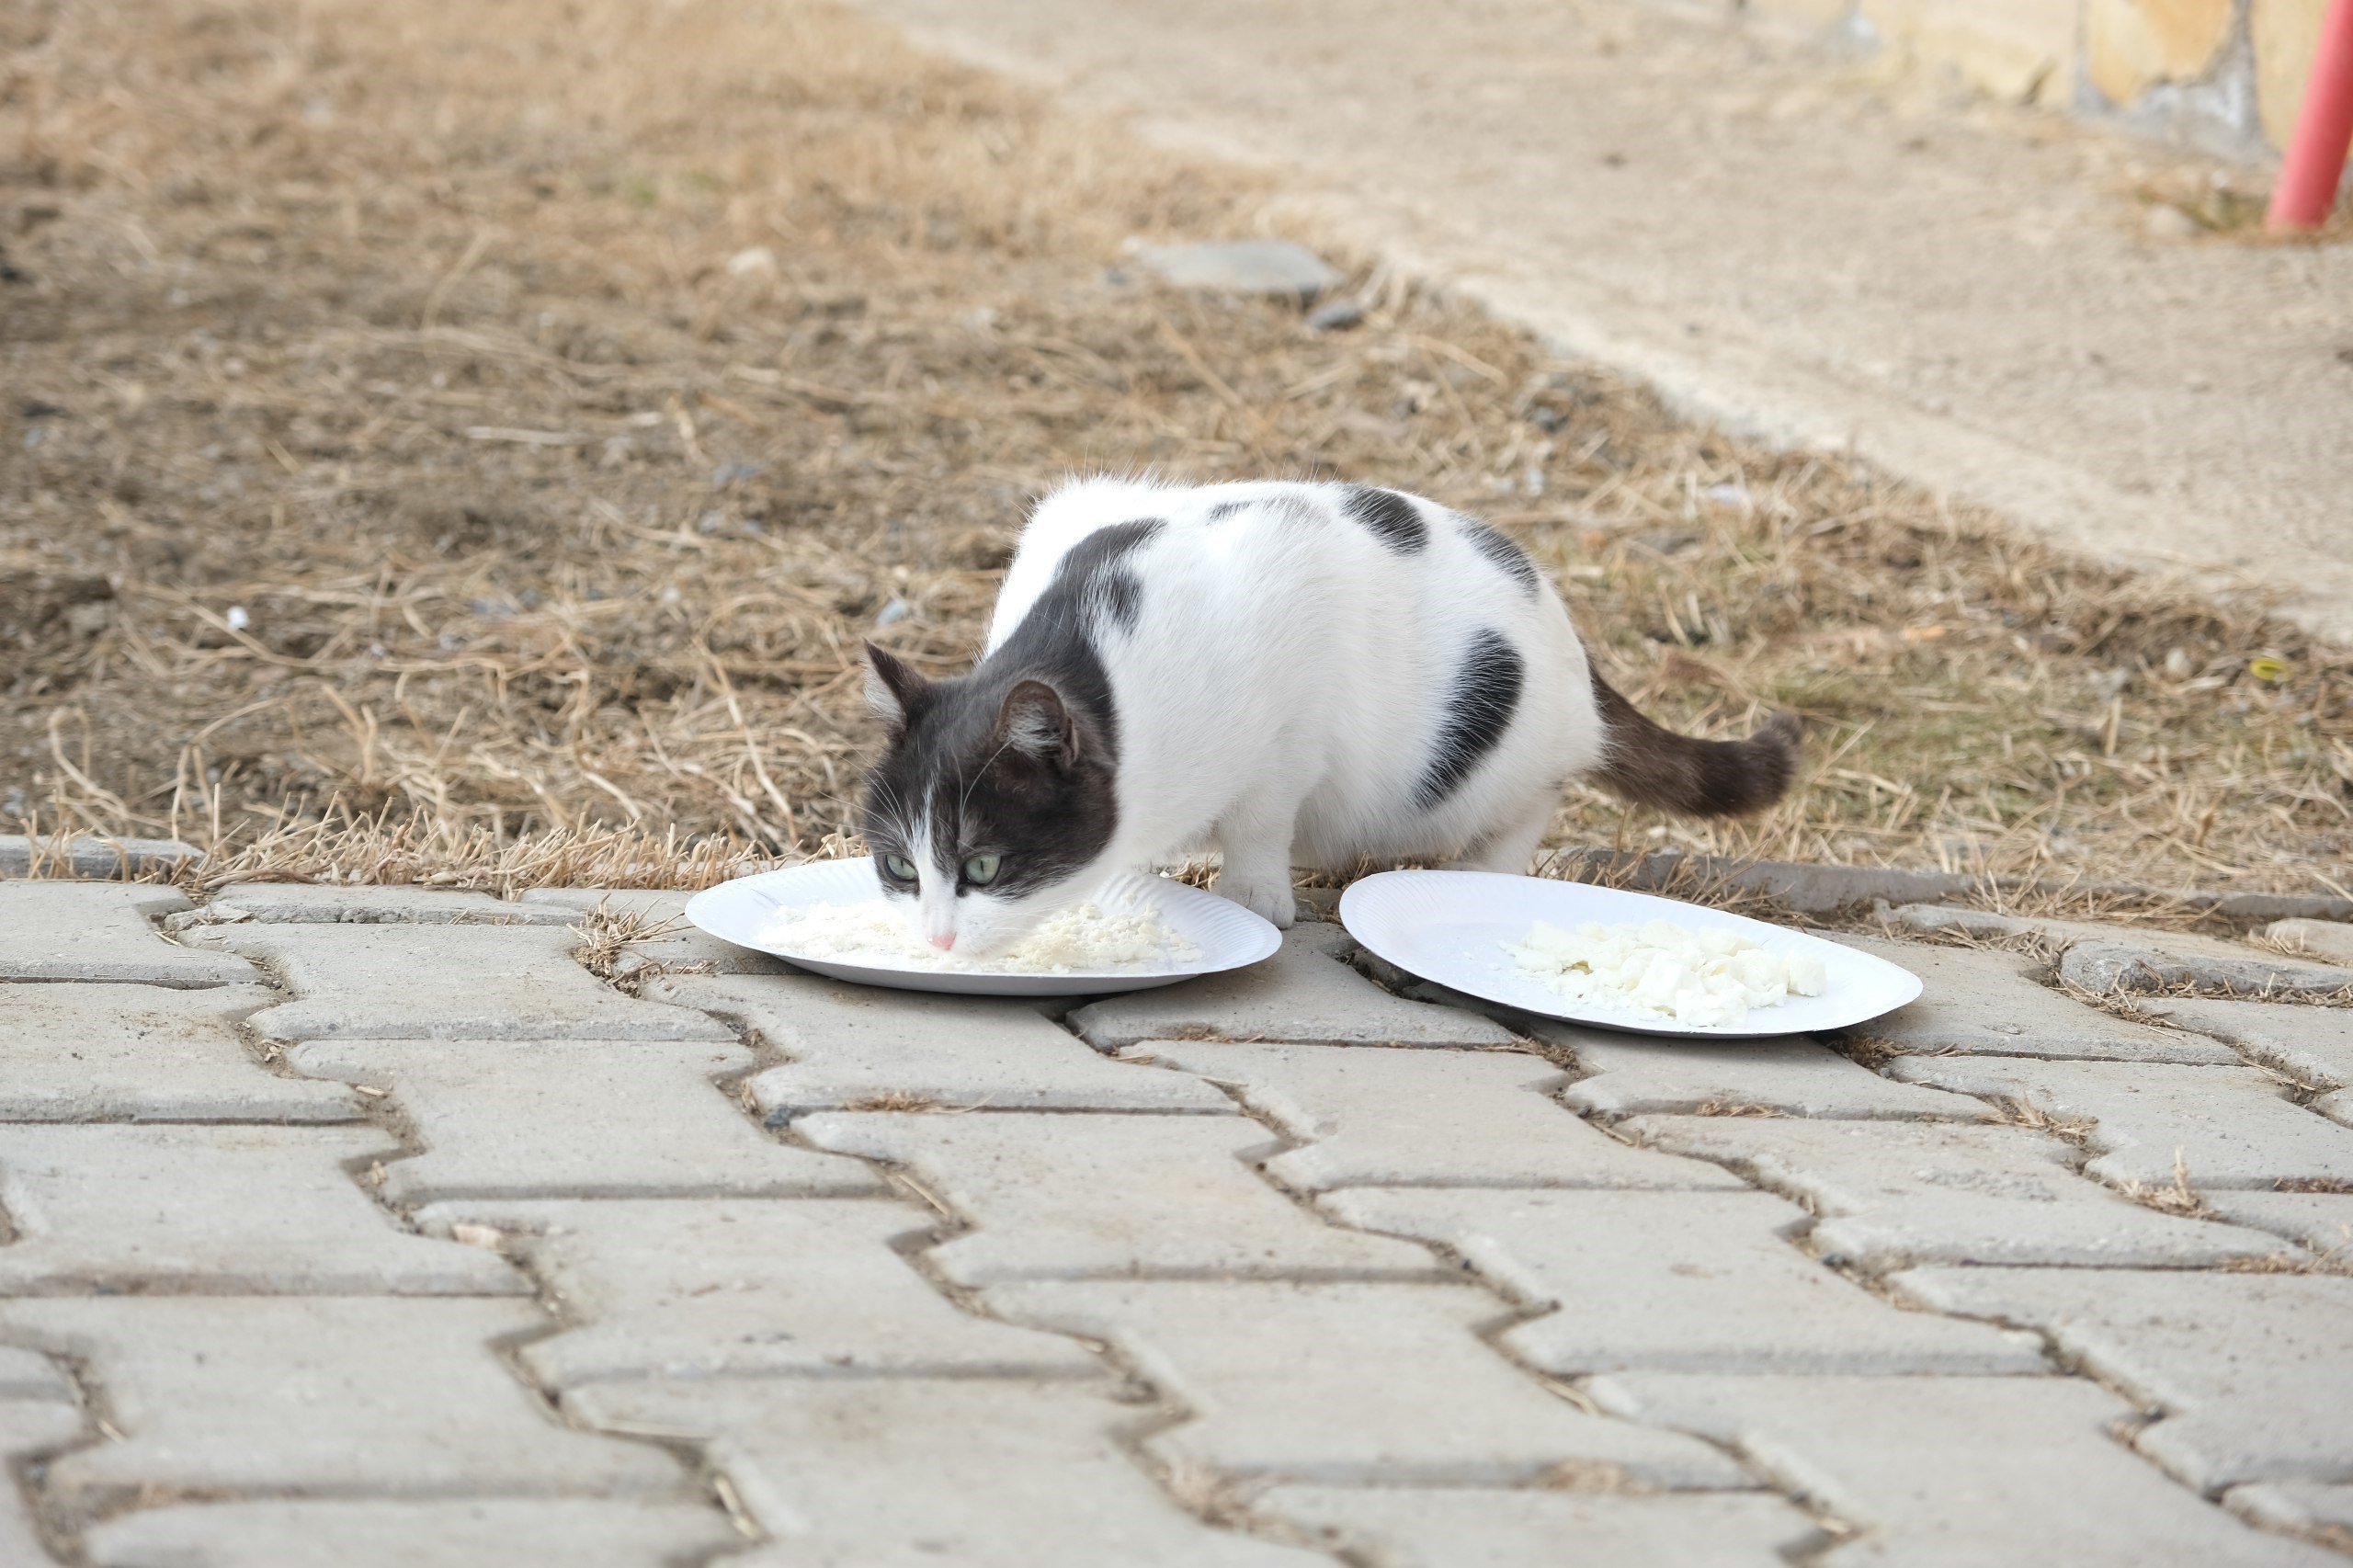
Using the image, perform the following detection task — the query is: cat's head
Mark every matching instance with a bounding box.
[858,642,1119,956]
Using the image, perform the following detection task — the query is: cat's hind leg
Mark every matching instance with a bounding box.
[1448,796,1555,876]
[1211,790,1302,929]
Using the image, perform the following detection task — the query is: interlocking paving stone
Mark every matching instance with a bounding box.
[2202,1190,2353,1256]
[1324,1187,2044,1375]
[191,885,576,926]
[2267,919,2353,965]
[286,1040,884,1202]
[521,888,785,974]
[0,983,358,1122]
[1537,1023,1992,1120]
[1621,1116,2301,1270]
[210,924,733,1041]
[3,1397,85,1568]
[1877,903,2353,999]
[84,1500,743,1568]
[795,1112,1438,1283]
[1887,1057,2353,1190]
[567,1378,1327,1567]
[2228,1483,2353,1544]
[2151,996,2353,1090]
[1590,1372,2341,1568]
[1890,1267,2353,1492]
[1889,906,2353,998]
[988,1278,1749,1488]
[0,1124,524,1295]
[0,1346,74,1401]
[0,1298,689,1506]
[1067,922,1514,1051]
[1255,1487,1820,1568]
[0,883,255,986]
[1134,1040,1745,1190]
[1834,934,2234,1063]
[413,1198,1095,1384]
[0,833,203,880]
[653,971,1232,1114]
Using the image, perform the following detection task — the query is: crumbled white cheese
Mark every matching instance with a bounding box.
[758,899,1199,974]
[1505,917,1826,1028]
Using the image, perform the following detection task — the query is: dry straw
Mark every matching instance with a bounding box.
[2,0,2346,894]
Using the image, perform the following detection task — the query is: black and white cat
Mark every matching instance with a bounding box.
[861,477,1799,954]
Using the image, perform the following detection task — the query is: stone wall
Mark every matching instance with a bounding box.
[1733,0,2332,161]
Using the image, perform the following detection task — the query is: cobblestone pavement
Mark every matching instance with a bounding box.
[4,872,2353,1566]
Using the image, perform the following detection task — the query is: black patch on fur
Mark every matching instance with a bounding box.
[1463,517,1540,594]
[1205,500,1250,522]
[1416,629,1523,808]
[1341,485,1428,554]
[860,523,1161,899]
[1587,667,1802,818]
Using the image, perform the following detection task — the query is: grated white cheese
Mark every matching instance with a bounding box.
[1506,917,1826,1028]
[758,899,1199,975]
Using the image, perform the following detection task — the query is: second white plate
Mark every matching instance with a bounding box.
[685,858,1281,996]
[1338,869,1920,1038]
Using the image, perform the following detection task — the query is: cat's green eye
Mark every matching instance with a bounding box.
[882,854,918,882]
[962,855,1002,887]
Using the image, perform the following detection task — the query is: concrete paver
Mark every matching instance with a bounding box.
[83,1500,743,1568]
[2151,996,2353,1090]
[1134,1040,1745,1191]
[414,1197,1096,1384]
[566,1378,1328,1567]
[0,1124,524,1295]
[522,888,787,974]
[1888,907,2353,1000]
[1892,1267,2353,1492]
[1326,1187,2044,1375]
[0,1346,74,1401]
[989,1278,1751,1488]
[2228,1483,2353,1546]
[1888,1056,2353,1189]
[653,971,1232,1114]
[1539,1024,1991,1121]
[0,983,358,1122]
[1833,936,2233,1062]
[210,925,733,1041]
[796,1111,1439,1283]
[0,1297,690,1506]
[285,1040,885,1202]
[2267,921,2353,966]
[1592,1372,2343,1567]
[1067,923,1515,1050]
[2201,1191,2353,1257]
[0,884,255,986]
[4,877,2345,1565]
[1255,1487,1820,1568]
[190,885,576,926]
[2059,939,2353,1000]
[3,1397,86,1568]
[1623,1115,2301,1270]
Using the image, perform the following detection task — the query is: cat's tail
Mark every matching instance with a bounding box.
[1587,667,1802,817]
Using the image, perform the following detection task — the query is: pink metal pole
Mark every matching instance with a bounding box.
[2268,0,2353,232]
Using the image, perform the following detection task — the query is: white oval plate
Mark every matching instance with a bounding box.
[684,858,1281,997]
[1338,869,1921,1039]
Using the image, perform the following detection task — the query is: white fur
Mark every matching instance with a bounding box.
[979,476,1605,930]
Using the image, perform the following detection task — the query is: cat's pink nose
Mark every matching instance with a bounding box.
[928,932,956,951]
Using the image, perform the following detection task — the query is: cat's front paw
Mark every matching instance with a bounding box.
[1217,875,1298,929]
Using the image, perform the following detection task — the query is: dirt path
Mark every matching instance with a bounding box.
[843,0,2353,642]
[4,0,2347,892]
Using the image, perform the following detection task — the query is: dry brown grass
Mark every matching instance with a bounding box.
[5,0,2348,892]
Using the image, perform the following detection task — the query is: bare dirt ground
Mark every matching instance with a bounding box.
[2,0,2347,894]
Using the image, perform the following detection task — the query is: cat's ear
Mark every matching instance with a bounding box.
[863,642,929,733]
[995,679,1079,768]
